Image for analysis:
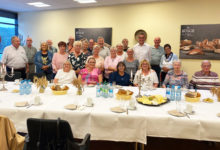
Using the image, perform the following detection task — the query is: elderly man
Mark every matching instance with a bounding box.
[122,38,129,52]
[23,37,37,74]
[47,39,57,54]
[150,37,164,80]
[97,36,110,59]
[133,32,151,63]
[190,60,220,89]
[2,36,29,79]
[88,39,94,53]
[116,43,127,61]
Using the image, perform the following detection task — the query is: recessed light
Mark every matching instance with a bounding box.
[74,0,97,4]
[27,2,51,7]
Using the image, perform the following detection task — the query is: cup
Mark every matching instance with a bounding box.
[34,96,41,105]
[185,104,193,114]
[86,97,93,106]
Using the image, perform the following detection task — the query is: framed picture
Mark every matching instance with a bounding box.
[180,24,220,60]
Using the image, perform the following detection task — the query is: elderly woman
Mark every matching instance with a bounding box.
[134,59,159,89]
[34,42,53,80]
[86,45,104,71]
[104,47,122,81]
[68,41,87,75]
[162,60,188,88]
[78,57,102,85]
[52,41,68,74]
[54,61,76,84]
[116,43,127,61]
[109,62,131,86]
[123,48,139,79]
[160,44,178,83]
[82,40,92,58]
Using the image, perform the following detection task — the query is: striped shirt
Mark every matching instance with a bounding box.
[190,71,220,90]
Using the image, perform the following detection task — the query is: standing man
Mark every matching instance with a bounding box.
[2,36,29,79]
[122,38,129,52]
[97,36,110,59]
[150,37,164,81]
[88,38,94,53]
[47,39,57,54]
[23,37,37,74]
[133,32,151,63]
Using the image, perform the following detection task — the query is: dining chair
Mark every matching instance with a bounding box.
[24,118,91,150]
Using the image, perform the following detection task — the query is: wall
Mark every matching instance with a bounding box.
[18,0,220,79]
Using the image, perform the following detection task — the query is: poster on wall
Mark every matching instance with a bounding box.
[180,24,220,60]
[75,28,112,45]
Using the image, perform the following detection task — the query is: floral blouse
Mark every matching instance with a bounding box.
[163,70,188,87]
[68,52,87,71]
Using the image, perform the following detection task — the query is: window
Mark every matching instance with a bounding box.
[0,10,18,61]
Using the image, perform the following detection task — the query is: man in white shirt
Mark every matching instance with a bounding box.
[97,36,110,59]
[133,32,151,63]
[116,43,127,61]
[2,36,29,79]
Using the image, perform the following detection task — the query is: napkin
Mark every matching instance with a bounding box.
[15,101,28,107]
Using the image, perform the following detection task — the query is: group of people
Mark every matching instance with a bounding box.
[1,32,220,90]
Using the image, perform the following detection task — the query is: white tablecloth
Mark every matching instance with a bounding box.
[1,82,220,144]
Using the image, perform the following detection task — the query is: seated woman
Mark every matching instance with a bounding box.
[109,62,131,86]
[34,42,53,81]
[160,44,178,83]
[53,61,76,84]
[133,59,158,89]
[78,57,102,85]
[162,60,188,88]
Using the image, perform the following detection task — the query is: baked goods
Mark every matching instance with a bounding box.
[203,98,214,103]
[51,85,69,95]
[187,49,204,55]
[185,91,201,102]
[116,89,133,100]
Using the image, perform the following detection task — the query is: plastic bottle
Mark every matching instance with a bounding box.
[100,83,103,97]
[170,85,175,101]
[96,83,100,97]
[175,86,182,101]
[109,83,113,98]
[19,80,24,95]
[103,82,108,98]
[166,85,170,99]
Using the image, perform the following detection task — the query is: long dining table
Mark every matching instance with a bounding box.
[0,82,220,144]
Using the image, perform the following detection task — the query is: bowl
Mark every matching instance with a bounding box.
[185,95,201,102]
[116,93,132,100]
[52,90,67,95]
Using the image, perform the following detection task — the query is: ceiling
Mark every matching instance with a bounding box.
[0,0,167,13]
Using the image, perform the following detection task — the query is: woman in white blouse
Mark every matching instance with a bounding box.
[134,59,159,89]
[53,61,76,84]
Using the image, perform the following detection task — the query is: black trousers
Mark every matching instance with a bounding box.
[151,65,161,84]
[6,67,26,79]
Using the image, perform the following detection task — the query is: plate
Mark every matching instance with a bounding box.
[64,104,77,110]
[15,101,28,107]
[115,85,122,89]
[168,110,186,117]
[110,107,126,113]
[87,84,95,87]
[136,95,169,106]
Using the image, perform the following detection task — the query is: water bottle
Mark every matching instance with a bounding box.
[170,85,175,101]
[166,85,170,99]
[103,82,108,98]
[109,83,114,98]
[19,80,24,95]
[100,83,103,97]
[175,86,182,101]
[96,83,100,97]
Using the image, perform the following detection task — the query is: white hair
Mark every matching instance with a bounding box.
[201,60,211,66]
[173,59,181,65]
[74,41,82,47]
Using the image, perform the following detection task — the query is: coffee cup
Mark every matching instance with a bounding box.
[34,96,41,105]
[86,97,93,106]
[185,104,193,114]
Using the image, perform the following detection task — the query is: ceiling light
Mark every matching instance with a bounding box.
[27,2,51,7]
[74,0,97,4]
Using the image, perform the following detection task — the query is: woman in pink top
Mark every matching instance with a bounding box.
[52,41,68,74]
[104,47,122,80]
[78,57,103,85]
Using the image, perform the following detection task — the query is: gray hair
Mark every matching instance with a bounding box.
[63,60,73,69]
[173,59,181,65]
[110,47,117,52]
[74,41,82,47]
[97,36,104,41]
[11,36,19,43]
[116,43,123,47]
[201,60,211,66]
[93,44,100,50]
